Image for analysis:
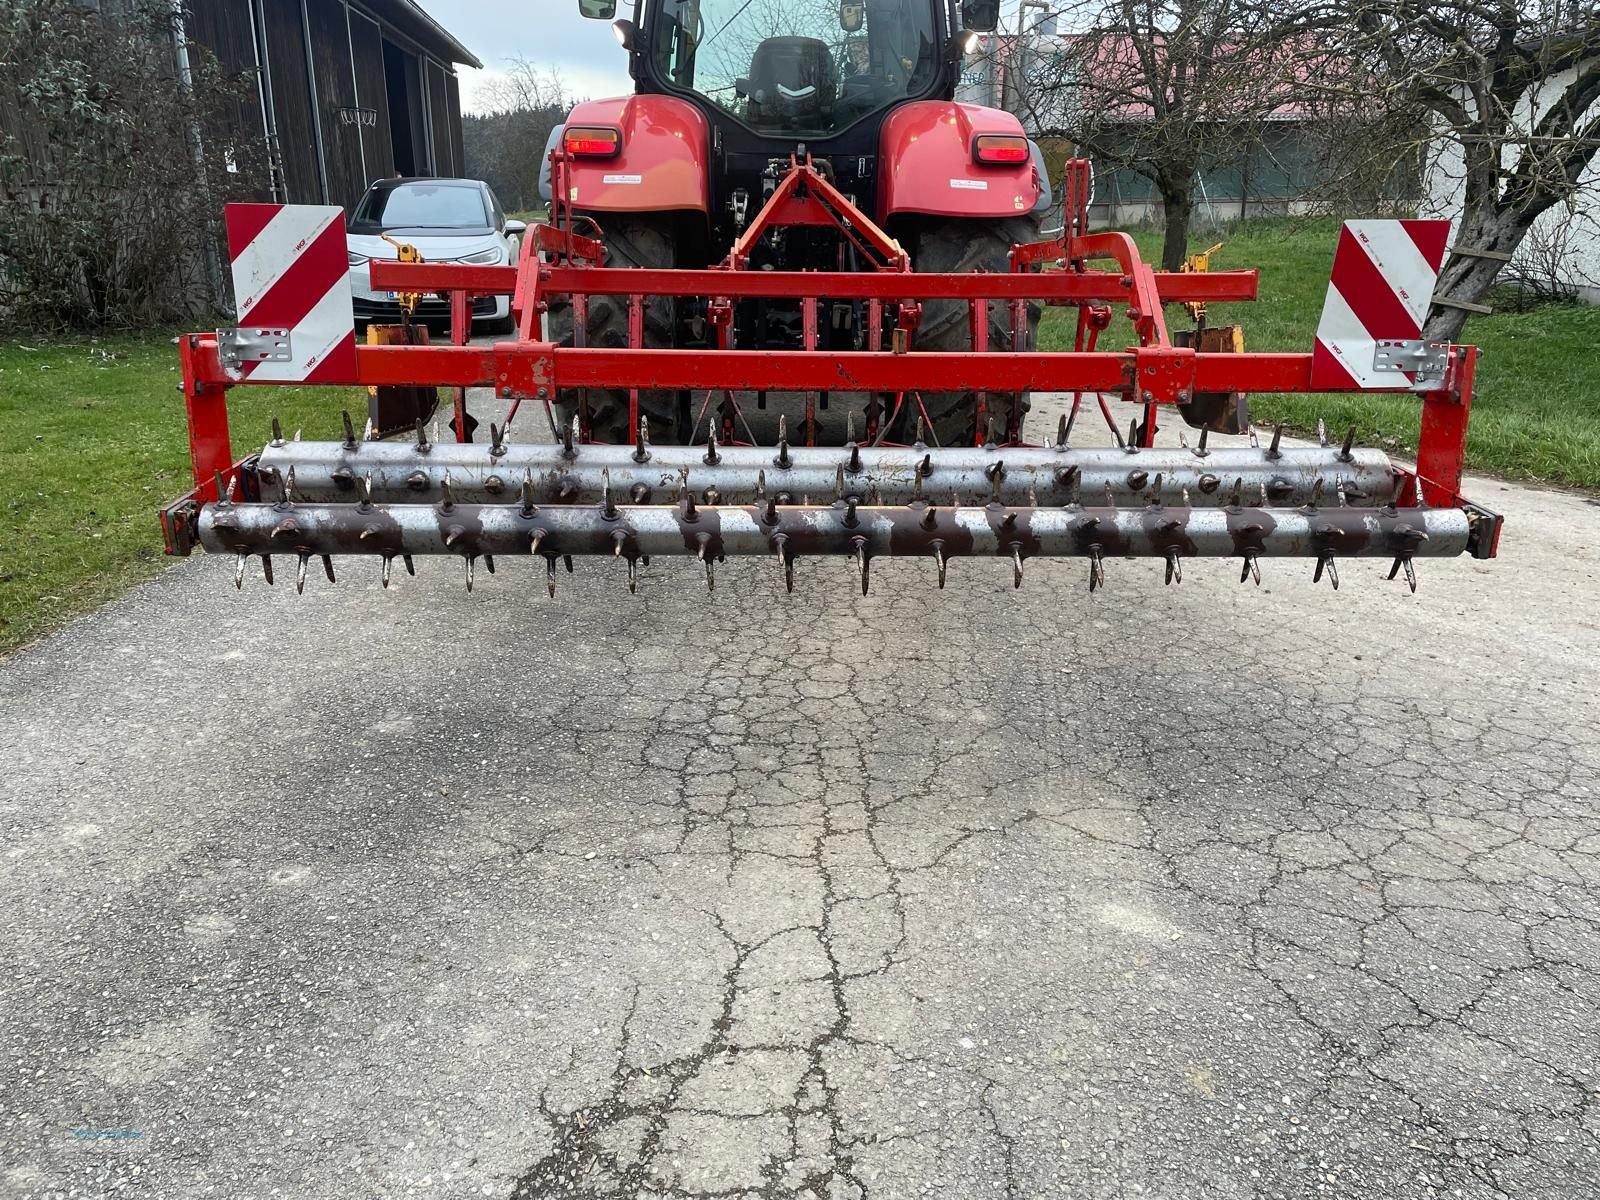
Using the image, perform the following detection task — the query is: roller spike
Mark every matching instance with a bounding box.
[985,459,1005,484]
[382,556,393,589]
[601,467,616,520]
[489,422,506,456]
[1196,427,1209,456]
[1389,555,1418,592]
[283,466,297,504]
[1259,482,1269,507]
[358,472,374,506]
[270,417,284,446]
[854,538,870,596]
[1056,413,1068,446]
[341,409,357,449]
[1110,418,1125,449]
[914,414,926,446]
[919,453,932,479]
[214,470,231,505]
[704,426,720,466]
[464,556,475,592]
[484,554,496,575]
[1149,473,1164,504]
[295,553,308,594]
[321,555,335,584]
[756,468,767,500]
[634,415,651,463]
[1318,418,1328,447]
[1012,547,1024,589]
[444,526,463,549]
[403,554,415,576]
[1314,552,1339,590]
[844,496,859,527]
[233,552,247,590]
[293,427,302,442]
[1241,552,1261,586]
[698,540,715,592]
[1062,401,1078,446]
[911,468,924,502]
[1267,423,1284,459]
[415,419,430,452]
[564,555,574,574]
[847,440,862,474]
[261,555,274,586]
[431,420,440,447]
[1164,550,1182,586]
[1181,484,1191,506]
[684,492,698,520]
[627,555,639,594]
[1309,478,1324,508]
[846,412,857,444]
[560,417,577,460]
[1088,546,1105,593]
[530,528,546,556]
[1063,465,1081,505]
[1028,484,1038,507]
[1179,430,1189,450]
[775,415,792,469]
[1339,426,1356,463]
[1104,482,1115,507]
[546,555,558,598]
[521,469,537,516]
[1248,424,1260,448]
[1228,477,1244,507]
[612,530,626,557]
[1127,418,1139,451]
[1414,474,1427,508]
[440,473,457,510]
[985,416,997,448]
[932,543,948,588]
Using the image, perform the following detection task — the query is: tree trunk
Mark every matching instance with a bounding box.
[1158,184,1193,271]
[1423,195,1534,344]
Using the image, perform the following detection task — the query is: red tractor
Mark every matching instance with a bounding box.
[553,0,1043,445]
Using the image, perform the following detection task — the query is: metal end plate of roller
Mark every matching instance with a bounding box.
[191,426,1502,596]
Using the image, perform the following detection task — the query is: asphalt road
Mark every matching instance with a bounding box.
[2,393,1598,1200]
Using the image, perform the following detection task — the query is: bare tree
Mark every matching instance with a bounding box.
[1304,0,1600,340]
[1012,0,1311,269]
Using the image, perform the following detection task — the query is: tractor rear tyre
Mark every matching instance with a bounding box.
[548,216,683,443]
[909,217,1042,446]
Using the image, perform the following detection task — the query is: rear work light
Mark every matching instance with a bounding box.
[564,127,622,158]
[973,134,1030,165]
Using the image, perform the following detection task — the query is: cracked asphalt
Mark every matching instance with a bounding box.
[2,390,1598,1200]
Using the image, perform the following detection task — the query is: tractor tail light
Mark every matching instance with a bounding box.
[564,127,622,158]
[974,135,1030,165]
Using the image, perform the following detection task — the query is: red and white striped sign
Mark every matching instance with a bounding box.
[1310,219,1450,389]
[224,203,357,384]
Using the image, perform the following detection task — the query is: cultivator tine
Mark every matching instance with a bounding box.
[1389,555,1418,592]
[1241,553,1261,586]
[1165,550,1182,586]
[1313,552,1339,590]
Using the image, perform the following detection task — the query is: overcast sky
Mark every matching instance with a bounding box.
[412,1,634,112]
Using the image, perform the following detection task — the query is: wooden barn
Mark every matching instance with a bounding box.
[183,0,482,208]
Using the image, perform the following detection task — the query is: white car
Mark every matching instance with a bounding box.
[345,177,525,333]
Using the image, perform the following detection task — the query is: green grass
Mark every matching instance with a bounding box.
[1039,217,1600,490]
[0,335,351,656]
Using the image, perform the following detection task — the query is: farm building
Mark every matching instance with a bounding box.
[184,0,481,208]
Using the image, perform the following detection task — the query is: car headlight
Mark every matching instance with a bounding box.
[347,251,370,266]
[458,246,506,265]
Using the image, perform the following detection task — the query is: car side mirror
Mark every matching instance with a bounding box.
[504,219,527,236]
[578,0,616,18]
[961,0,1000,31]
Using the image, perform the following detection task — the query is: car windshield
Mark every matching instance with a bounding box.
[650,0,940,137]
[350,183,491,233]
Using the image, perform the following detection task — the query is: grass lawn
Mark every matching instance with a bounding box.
[1040,218,1600,491]
[0,336,350,656]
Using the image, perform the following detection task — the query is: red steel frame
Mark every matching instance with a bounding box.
[162,157,1498,560]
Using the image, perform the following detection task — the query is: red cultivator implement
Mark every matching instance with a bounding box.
[160,155,1500,596]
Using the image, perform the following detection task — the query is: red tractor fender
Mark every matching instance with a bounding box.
[877,101,1040,223]
[560,94,711,215]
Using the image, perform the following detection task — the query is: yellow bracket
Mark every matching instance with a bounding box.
[1180,241,1226,322]
[380,234,425,318]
